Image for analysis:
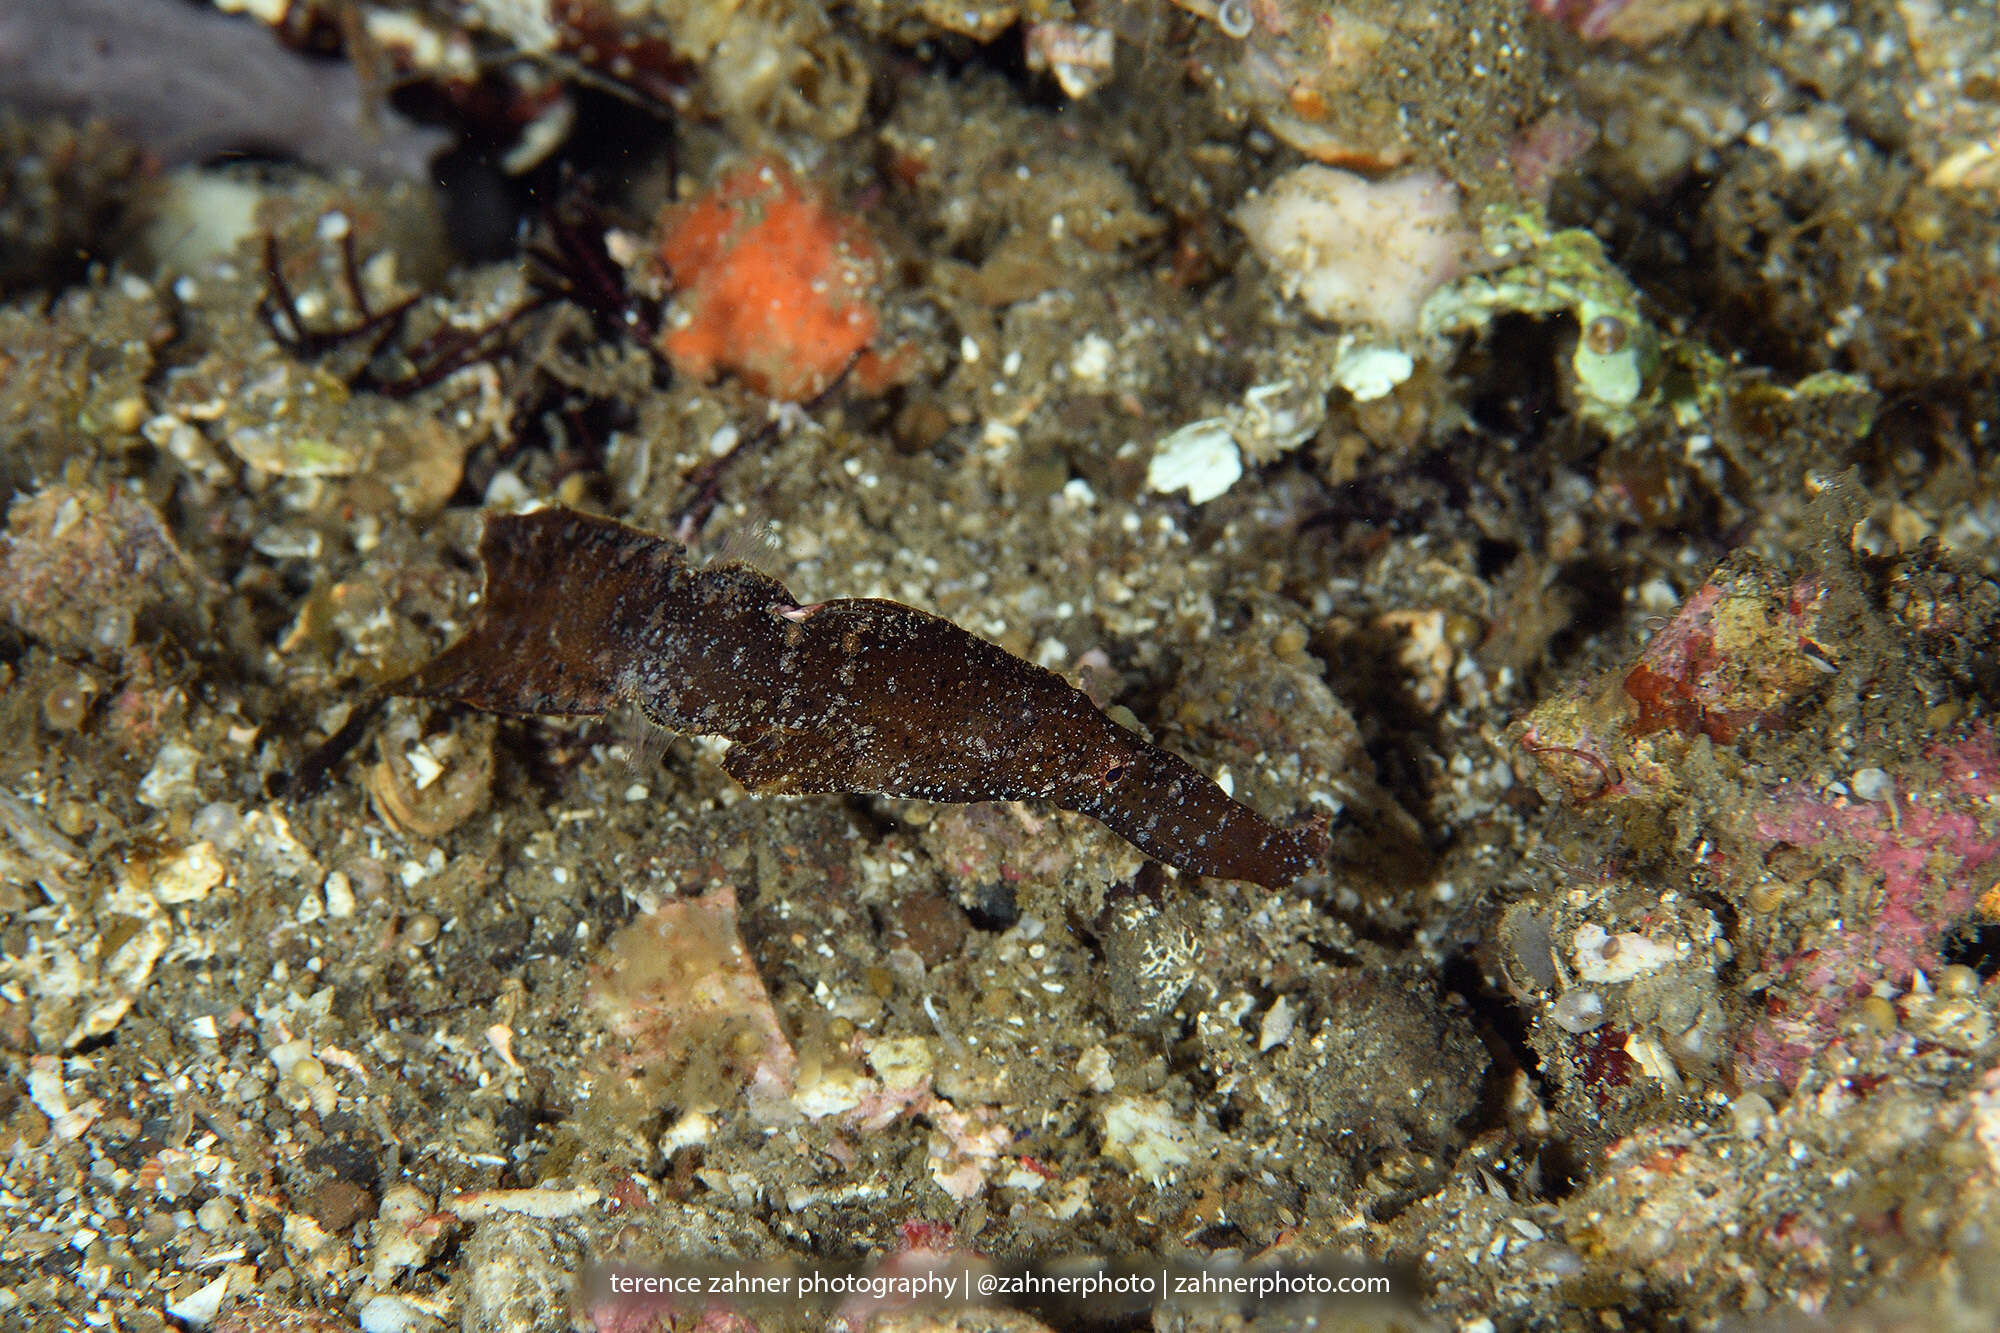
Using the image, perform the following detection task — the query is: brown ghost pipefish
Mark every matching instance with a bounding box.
[399,508,1329,888]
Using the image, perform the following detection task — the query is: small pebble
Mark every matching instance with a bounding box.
[41,679,92,732]
[189,801,242,849]
[195,1197,236,1234]
[1852,995,1898,1032]
[1728,1091,1774,1139]
[52,800,95,839]
[308,1178,376,1233]
[166,1275,230,1328]
[359,1294,429,1333]
[1746,877,1790,914]
[323,871,356,919]
[1939,964,1981,998]
[1850,767,1894,802]
[1550,989,1606,1034]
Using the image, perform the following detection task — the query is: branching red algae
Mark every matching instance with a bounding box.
[401,508,1329,888]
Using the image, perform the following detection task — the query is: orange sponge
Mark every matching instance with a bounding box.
[654,159,883,402]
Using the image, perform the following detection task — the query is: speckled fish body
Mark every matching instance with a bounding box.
[402,509,1327,888]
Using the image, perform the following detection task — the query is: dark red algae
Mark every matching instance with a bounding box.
[400,508,1329,888]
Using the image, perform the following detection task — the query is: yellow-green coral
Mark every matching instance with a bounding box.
[1422,208,1726,437]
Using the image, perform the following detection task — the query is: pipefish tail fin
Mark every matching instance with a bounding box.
[398,508,692,717]
[1070,745,1332,889]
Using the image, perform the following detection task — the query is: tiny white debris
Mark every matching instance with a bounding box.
[1147,418,1242,504]
[165,1274,231,1328]
[1549,989,1606,1034]
[1069,332,1114,385]
[66,891,171,1047]
[1729,1091,1774,1140]
[361,9,464,75]
[1572,922,1684,983]
[1075,1043,1116,1093]
[485,1024,521,1071]
[1002,1165,1049,1191]
[790,1065,876,1119]
[660,1109,715,1154]
[1049,1176,1092,1220]
[153,841,226,904]
[220,0,295,26]
[1332,343,1416,402]
[403,743,445,791]
[28,1056,100,1140]
[1258,994,1297,1051]
[484,469,530,509]
[1025,21,1116,100]
[1625,1032,1682,1089]
[1101,1096,1199,1185]
[448,1186,601,1221]
[137,742,203,808]
[323,870,356,919]
[372,1186,441,1284]
[268,1038,312,1079]
[860,1032,936,1088]
[1239,379,1321,452]
[284,1211,333,1254]
[358,1294,432,1333]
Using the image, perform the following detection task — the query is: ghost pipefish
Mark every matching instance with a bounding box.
[395,508,1329,888]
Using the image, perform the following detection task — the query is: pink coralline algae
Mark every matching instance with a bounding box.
[1528,0,1638,42]
[1527,0,1712,46]
[1622,575,1830,743]
[1735,729,2000,1088]
[1521,568,1837,807]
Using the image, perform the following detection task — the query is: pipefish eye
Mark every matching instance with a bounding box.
[1099,760,1127,784]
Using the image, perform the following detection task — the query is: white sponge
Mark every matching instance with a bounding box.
[1236,165,1470,335]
